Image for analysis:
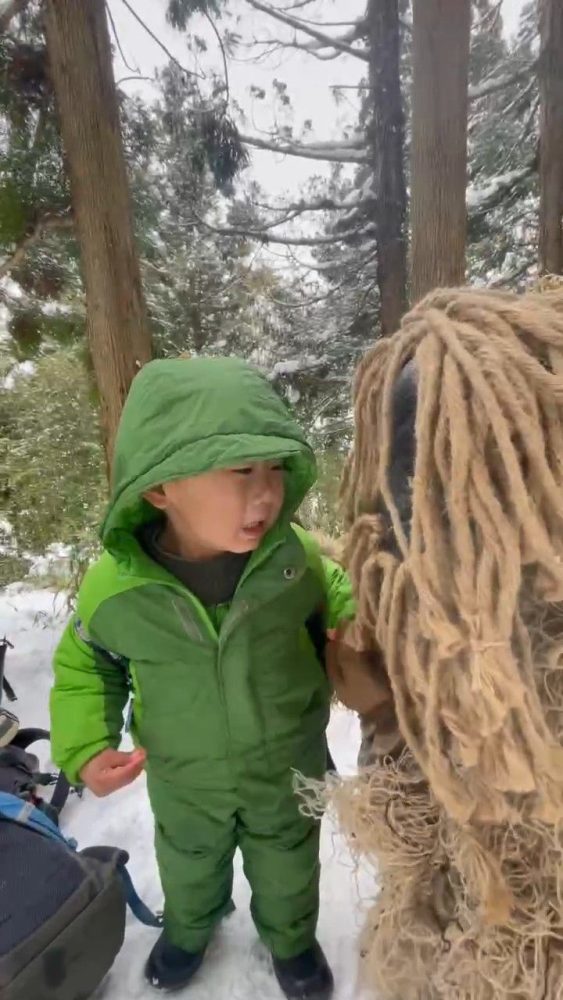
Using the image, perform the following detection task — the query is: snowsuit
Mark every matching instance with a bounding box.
[50,357,354,959]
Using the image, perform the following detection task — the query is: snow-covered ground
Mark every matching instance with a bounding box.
[1,586,376,1000]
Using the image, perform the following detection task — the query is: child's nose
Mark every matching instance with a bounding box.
[253,471,277,503]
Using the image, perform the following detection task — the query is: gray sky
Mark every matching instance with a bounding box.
[108,0,527,200]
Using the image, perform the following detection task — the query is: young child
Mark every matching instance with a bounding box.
[50,356,355,998]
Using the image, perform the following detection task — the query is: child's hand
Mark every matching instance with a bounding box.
[325,625,392,716]
[80,747,147,797]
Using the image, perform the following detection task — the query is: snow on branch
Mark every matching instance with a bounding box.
[468,63,535,102]
[193,209,370,246]
[288,17,366,30]
[301,22,365,51]
[466,162,535,214]
[270,356,326,377]
[0,209,74,281]
[244,0,369,60]
[240,132,367,163]
[250,35,348,61]
[256,193,372,218]
[232,193,373,232]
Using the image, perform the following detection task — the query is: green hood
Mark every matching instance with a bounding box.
[101,356,316,551]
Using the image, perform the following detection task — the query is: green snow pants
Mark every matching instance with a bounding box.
[148,767,322,959]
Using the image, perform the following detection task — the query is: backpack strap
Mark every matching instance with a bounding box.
[10,728,72,816]
[0,638,16,706]
[81,846,165,929]
[2,676,16,703]
[0,790,73,846]
[116,862,164,928]
[0,795,164,930]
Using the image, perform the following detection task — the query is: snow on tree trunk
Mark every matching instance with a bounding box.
[410,0,471,302]
[538,0,563,276]
[45,0,152,467]
[366,0,407,336]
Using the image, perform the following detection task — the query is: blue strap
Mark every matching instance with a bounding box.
[118,862,164,928]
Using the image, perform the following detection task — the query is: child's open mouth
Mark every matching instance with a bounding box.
[242,520,266,539]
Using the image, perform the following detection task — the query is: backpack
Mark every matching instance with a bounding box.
[0,789,163,1000]
[0,639,162,1000]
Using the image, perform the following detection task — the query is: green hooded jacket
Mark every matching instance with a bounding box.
[50,356,354,958]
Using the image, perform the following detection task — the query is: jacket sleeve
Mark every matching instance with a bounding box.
[50,617,129,785]
[321,556,356,630]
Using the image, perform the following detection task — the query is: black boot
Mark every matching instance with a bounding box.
[272,941,334,1000]
[144,932,205,992]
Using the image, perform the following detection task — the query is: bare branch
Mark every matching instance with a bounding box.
[280,0,317,12]
[256,193,371,216]
[106,2,139,74]
[231,193,371,232]
[264,244,376,274]
[240,132,367,162]
[244,0,369,60]
[0,0,28,33]
[283,17,366,29]
[203,10,229,105]
[473,0,503,33]
[300,23,366,51]
[468,62,535,101]
[0,209,74,281]
[249,35,346,60]
[120,0,204,79]
[117,73,156,86]
[193,210,370,246]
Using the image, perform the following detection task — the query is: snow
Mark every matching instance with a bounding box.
[467,65,528,102]
[343,177,374,206]
[270,356,328,378]
[466,166,532,211]
[2,359,36,390]
[1,587,376,1000]
[271,359,302,376]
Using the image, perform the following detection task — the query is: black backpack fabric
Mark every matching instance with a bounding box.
[0,637,161,1000]
[0,813,127,1000]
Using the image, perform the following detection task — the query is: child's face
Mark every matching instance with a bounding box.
[144,461,285,558]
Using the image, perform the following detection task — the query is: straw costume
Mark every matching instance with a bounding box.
[328,282,563,1000]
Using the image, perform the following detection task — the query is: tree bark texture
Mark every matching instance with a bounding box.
[410,0,471,302]
[538,0,563,275]
[366,0,407,337]
[45,0,152,466]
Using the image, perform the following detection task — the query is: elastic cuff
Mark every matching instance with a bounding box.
[268,932,318,960]
[62,739,116,786]
[164,898,235,953]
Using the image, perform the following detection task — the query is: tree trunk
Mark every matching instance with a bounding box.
[538,0,563,275]
[366,0,407,337]
[410,0,471,302]
[45,0,152,466]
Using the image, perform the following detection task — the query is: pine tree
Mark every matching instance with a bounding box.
[538,0,563,274]
[45,0,153,463]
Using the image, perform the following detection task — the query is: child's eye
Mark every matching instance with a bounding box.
[231,463,285,476]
